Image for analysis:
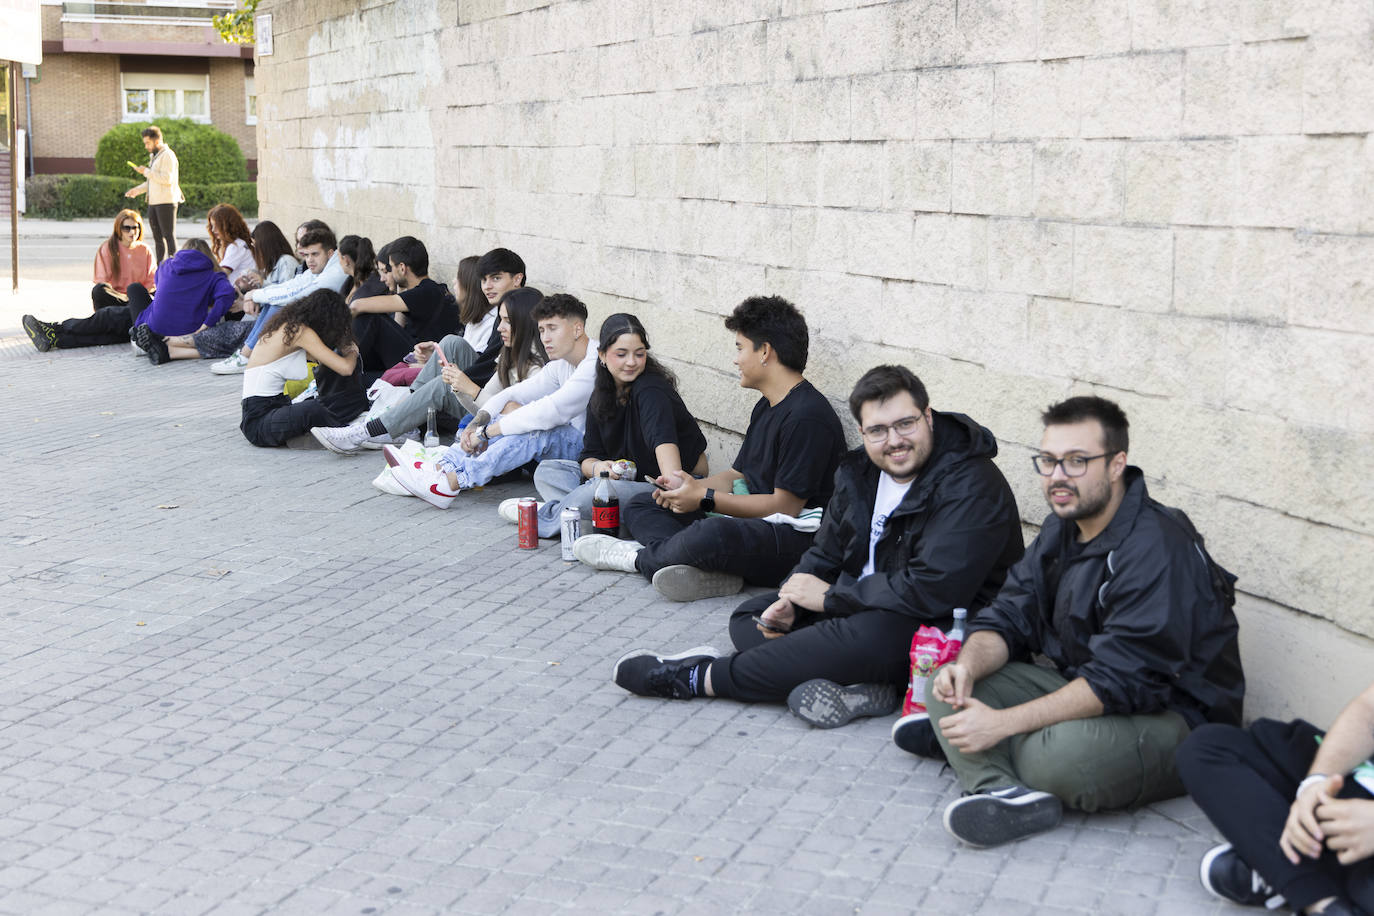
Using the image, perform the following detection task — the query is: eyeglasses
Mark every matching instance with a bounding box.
[861,415,924,444]
[1031,452,1117,477]
[121,225,139,233]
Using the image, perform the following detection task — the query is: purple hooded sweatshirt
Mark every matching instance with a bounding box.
[134,248,237,337]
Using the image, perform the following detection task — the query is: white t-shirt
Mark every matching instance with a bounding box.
[220,238,255,284]
[462,307,497,354]
[861,472,913,579]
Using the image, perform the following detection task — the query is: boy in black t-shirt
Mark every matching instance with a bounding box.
[574,295,847,602]
[349,236,459,373]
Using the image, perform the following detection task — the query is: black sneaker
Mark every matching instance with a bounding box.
[1199,843,1282,908]
[135,324,170,365]
[891,712,946,760]
[786,679,900,728]
[22,315,57,353]
[943,786,1063,847]
[612,646,719,699]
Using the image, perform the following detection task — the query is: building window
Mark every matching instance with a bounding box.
[121,73,211,123]
[244,74,256,125]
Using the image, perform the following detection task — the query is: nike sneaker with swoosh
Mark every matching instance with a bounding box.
[389,458,460,508]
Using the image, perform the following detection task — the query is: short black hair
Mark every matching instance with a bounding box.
[1041,396,1130,455]
[141,126,162,142]
[478,247,526,284]
[375,241,392,268]
[723,295,809,372]
[298,226,337,251]
[297,218,331,238]
[532,292,588,322]
[848,365,929,422]
[387,236,429,276]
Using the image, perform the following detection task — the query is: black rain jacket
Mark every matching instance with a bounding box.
[969,467,1245,727]
[793,411,1025,629]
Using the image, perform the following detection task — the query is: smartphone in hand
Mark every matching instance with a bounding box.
[752,614,789,634]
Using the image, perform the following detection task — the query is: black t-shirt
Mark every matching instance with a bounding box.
[399,278,459,344]
[344,272,388,301]
[733,379,846,508]
[579,373,707,480]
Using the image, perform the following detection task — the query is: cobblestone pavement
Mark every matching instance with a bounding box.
[0,324,1254,915]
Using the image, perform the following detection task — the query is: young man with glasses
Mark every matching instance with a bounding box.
[610,365,1025,729]
[919,395,1245,848]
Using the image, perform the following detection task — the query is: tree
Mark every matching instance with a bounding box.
[213,0,258,45]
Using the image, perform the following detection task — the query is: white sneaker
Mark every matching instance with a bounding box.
[573,534,643,573]
[360,427,419,450]
[310,423,374,455]
[211,352,249,374]
[389,459,460,509]
[371,467,412,497]
[498,497,543,525]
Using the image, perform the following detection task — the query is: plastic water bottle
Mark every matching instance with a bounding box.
[423,407,439,447]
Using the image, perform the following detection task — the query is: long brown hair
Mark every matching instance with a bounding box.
[250,220,296,274]
[205,204,253,261]
[495,288,548,389]
[104,209,145,285]
[456,255,490,327]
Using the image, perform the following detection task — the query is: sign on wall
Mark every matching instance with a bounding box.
[0,0,41,65]
[256,13,273,57]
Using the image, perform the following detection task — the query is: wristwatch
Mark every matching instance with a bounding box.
[700,488,716,512]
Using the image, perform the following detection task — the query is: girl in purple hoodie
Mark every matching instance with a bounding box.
[132,239,237,365]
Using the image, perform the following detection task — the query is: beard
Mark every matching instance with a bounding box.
[1044,475,1112,522]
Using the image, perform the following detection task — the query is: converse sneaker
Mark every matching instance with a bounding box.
[1199,843,1284,908]
[891,712,946,760]
[786,679,900,729]
[612,646,720,699]
[310,423,375,455]
[573,534,644,572]
[943,786,1063,847]
[651,565,744,601]
[210,351,250,374]
[22,315,57,353]
[389,460,460,509]
[134,324,170,365]
[360,427,419,449]
[498,497,543,525]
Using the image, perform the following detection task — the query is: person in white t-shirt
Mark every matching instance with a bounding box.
[611,365,1025,731]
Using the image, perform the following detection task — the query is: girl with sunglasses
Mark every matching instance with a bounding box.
[90,209,156,313]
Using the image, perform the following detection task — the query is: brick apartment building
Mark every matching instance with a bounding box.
[22,0,257,179]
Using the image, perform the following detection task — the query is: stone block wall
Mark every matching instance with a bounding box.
[256,0,1374,722]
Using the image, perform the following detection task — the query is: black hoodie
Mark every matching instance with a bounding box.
[969,467,1245,727]
[793,410,1025,629]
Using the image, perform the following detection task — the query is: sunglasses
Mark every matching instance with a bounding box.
[121,225,139,232]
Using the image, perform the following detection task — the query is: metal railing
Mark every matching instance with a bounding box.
[61,1,236,25]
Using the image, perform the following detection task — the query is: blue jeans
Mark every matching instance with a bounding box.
[437,424,582,490]
[244,304,279,349]
[531,459,657,538]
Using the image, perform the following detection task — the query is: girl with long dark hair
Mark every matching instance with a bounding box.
[239,289,371,448]
[516,312,709,537]
[90,208,156,312]
[339,235,386,303]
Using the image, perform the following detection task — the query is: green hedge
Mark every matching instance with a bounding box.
[24,174,257,220]
[94,119,249,185]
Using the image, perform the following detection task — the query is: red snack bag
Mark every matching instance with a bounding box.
[903,625,962,715]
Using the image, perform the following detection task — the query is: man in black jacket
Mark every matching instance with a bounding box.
[611,366,1025,726]
[924,395,1245,849]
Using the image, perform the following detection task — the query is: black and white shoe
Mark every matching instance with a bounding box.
[1198,843,1283,908]
[891,712,946,760]
[943,786,1063,847]
[135,323,170,365]
[612,646,719,699]
[786,679,900,729]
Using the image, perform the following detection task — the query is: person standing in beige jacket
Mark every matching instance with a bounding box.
[125,125,185,263]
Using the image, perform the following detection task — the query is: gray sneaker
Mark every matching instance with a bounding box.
[650,565,744,601]
[943,786,1063,847]
[786,679,900,728]
[310,423,373,455]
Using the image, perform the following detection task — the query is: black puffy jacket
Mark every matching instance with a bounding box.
[969,467,1245,727]
[793,411,1025,629]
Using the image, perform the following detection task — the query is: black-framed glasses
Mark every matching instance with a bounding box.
[1031,452,1117,477]
[861,415,924,444]
[121,224,139,233]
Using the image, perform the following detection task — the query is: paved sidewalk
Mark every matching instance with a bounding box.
[0,335,1247,915]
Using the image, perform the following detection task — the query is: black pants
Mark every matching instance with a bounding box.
[709,593,921,702]
[91,284,127,312]
[622,491,815,586]
[56,284,152,348]
[352,312,415,374]
[239,363,371,447]
[147,203,177,263]
[1177,718,1374,912]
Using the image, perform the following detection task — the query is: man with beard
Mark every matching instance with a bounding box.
[920,396,1245,848]
[610,365,1024,729]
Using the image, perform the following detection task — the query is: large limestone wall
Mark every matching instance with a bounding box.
[256,0,1374,722]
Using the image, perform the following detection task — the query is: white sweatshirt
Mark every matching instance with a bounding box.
[481,346,596,436]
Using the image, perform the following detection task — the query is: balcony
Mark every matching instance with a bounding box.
[61,2,235,27]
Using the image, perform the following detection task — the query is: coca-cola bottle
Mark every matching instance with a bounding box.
[592,470,619,538]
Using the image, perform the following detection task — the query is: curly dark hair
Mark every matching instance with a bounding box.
[260,289,355,352]
[724,294,808,372]
[587,313,679,423]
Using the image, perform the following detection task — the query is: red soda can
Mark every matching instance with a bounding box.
[517,497,538,549]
